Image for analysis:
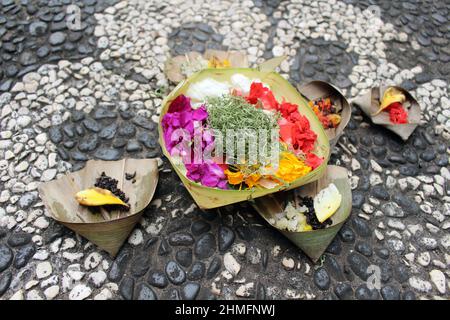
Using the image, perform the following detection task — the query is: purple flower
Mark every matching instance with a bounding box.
[186,163,203,181]
[163,95,228,189]
[168,94,191,113]
[186,161,228,189]
[192,105,208,121]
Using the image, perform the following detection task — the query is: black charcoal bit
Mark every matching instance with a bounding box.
[300,196,332,230]
[125,171,136,180]
[94,171,130,210]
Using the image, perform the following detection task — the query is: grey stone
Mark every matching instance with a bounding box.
[132,116,155,130]
[355,241,373,257]
[14,244,35,269]
[355,285,380,300]
[0,244,13,272]
[29,21,47,36]
[49,127,63,144]
[352,217,371,237]
[118,123,136,137]
[191,220,211,236]
[18,193,37,209]
[187,262,205,281]
[93,108,117,120]
[49,32,66,45]
[371,186,390,200]
[71,151,88,162]
[168,232,194,246]
[136,283,157,300]
[339,225,355,242]
[7,232,31,247]
[181,282,200,300]
[130,255,150,277]
[78,135,99,152]
[147,270,168,288]
[352,192,365,208]
[313,267,330,290]
[108,248,132,282]
[126,140,142,152]
[218,226,235,252]
[382,202,405,218]
[119,276,134,300]
[176,248,193,268]
[334,283,353,300]
[0,272,12,297]
[347,252,370,281]
[194,233,216,259]
[206,256,221,279]
[165,261,186,285]
[99,123,117,139]
[381,285,400,300]
[94,147,122,160]
[137,131,157,149]
[83,118,101,132]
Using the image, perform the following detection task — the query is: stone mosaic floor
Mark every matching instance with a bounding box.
[0,0,449,300]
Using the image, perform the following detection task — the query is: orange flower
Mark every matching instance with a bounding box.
[328,114,341,127]
[224,169,244,185]
[244,173,261,189]
[309,98,341,129]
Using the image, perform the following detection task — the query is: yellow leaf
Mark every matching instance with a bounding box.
[374,87,406,115]
[75,187,129,207]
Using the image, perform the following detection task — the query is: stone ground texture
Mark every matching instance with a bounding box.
[0,0,449,300]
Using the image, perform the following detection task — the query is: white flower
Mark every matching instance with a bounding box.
[230,74,270,95]
[186,78,230,102]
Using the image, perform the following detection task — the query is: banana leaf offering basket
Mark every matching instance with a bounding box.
[252,165,352,262]
[158,67,331,209]
[298,80,351,148]
[38,158,159,257]
[352,85,421,141]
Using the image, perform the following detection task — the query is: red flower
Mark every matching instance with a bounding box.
[278,101,299,119]
[292,117,317,153]
[279,115,317,153]
[246,82,278,110]
[279,118,295,145]
[246,83,318,156]
[217,163,229,172]
[386,102,408,124]
[305,153,323,169]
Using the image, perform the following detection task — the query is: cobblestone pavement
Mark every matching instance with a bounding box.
[0,0,449,300]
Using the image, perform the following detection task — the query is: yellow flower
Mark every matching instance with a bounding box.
[244,173,261,189]
[275,152,312,183]
[208,57,231,68]
[224,169,244,185]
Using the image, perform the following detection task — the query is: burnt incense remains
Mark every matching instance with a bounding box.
[125,171,136,181]
[298,196,332,230]
[94,172,130,211]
